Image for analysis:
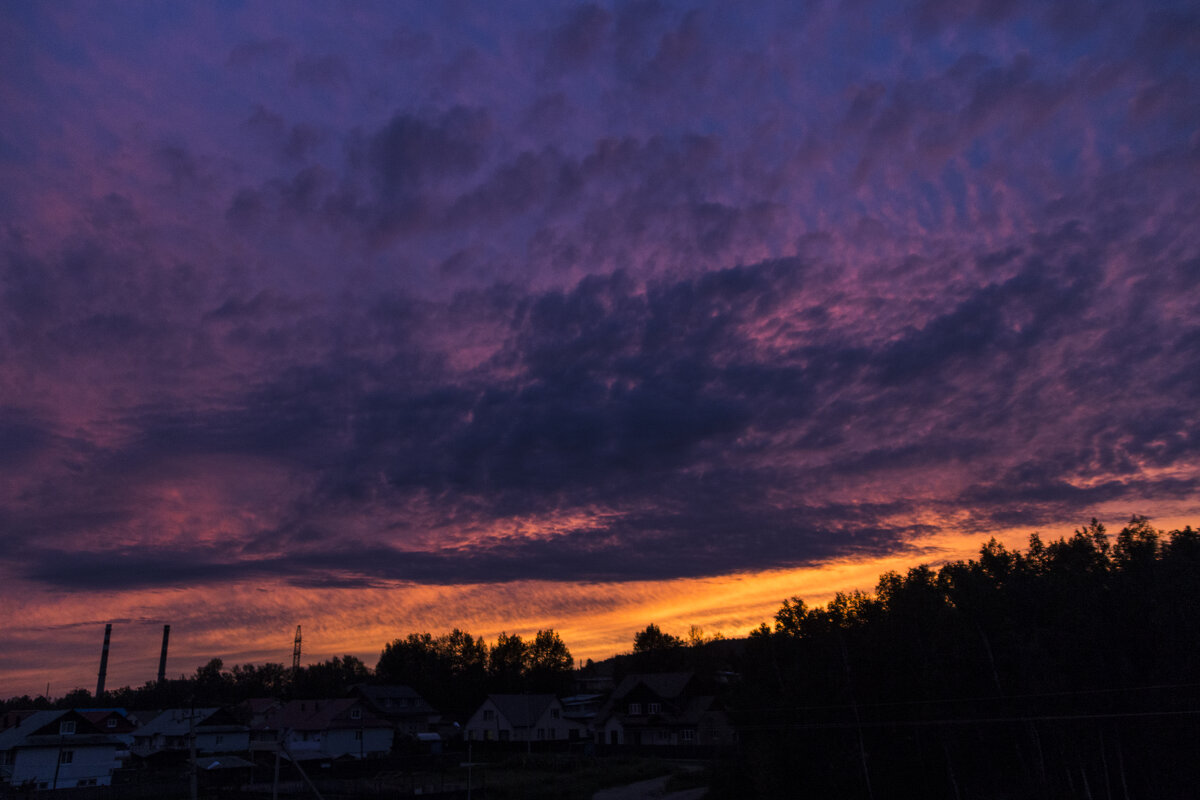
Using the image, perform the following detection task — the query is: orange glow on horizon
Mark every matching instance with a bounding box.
[4,512,1194,700]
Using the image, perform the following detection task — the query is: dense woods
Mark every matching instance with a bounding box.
[5,516,1199,798]
[728,517,1200,798]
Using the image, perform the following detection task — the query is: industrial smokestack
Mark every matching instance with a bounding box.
[157,625,170,684]
[96,623,112,698]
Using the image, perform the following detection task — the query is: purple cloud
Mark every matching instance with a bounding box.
[2,0,1199,695]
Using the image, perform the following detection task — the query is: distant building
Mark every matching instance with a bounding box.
[560,694,605,727]
[348,684,441,738]
[131,707,249,756]
[0,710,124,790]
[255,698,392,760]
[463,695,585,742]
[595,672,734,747]
[78,709,137,748]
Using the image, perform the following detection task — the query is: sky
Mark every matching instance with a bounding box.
[2,0,1199,699]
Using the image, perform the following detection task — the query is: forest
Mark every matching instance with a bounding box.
[726,517,1200,798]
[4,516,1199,798]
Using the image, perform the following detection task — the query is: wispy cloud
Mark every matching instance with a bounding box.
[1,0,1198,696]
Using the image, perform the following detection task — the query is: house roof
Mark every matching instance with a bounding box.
[351,684,437,715]
[0,711,65,750]
[0,711,121,750]
[0,710,39,732]
[196,754,256,770]
[611,672,694,701]
[267,699,390,731]
[485,694,557,729]
[80,710,136,732]
[243,698,279,715]
[132,708,222,738]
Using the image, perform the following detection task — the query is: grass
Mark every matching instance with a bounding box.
[475,753,690,800]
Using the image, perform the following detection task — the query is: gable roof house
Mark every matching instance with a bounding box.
[79,709,138,747]
[595,672,734,748]
[258,699,393,760]
[0,710,125,790]
[349,684,441,738]
[0,711,39,732]
[130,707,249,757]
[463,695,585,743]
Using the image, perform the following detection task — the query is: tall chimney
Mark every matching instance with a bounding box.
[157,625,171,684]
[96,623,112,698]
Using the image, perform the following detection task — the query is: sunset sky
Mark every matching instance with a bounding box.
[3,0,1199,699]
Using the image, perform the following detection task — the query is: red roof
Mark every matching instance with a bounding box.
[263,699,389,731]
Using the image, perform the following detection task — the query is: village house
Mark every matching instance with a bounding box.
[348,684,441,739]
[256,698,393,760]
[595,672,734,747]
[131,707,249,756]
[79,709,137,748]
[0,710,125,790]
[463,694,585,742]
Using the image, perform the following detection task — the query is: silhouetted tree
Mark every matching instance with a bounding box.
[631,623,684,671]
[488,632,529,692]
[729,517,1200,799]
[376,629,487,714]
[527,629,574,693]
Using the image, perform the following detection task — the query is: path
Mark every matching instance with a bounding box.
[592,773,708,800]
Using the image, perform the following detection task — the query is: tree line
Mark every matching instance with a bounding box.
[727,517,1200,799]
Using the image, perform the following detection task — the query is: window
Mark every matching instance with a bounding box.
[60,750,74,764]
[627,703,641,715]
[681,729,695,743]
[499,730,510,741]
[215,735,224,745]
[537,728,546,740]
[59,720,76,735]
[354,730,363,741]
[350,708,362,720]
[647,703,661,714]
[551,708,560,719]
[106,718,117,728]
[483,709,494,721]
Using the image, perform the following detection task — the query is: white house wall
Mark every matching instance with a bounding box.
[10,744,119,789]
[321,728,392,758]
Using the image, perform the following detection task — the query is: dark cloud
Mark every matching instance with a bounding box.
[227,37,291,68]
[0,410,49,469]
[2,1,1200,653]
[546,4,612,71]
[367,107,492,195]
[291,54,350,88]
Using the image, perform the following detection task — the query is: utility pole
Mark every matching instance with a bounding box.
[188,705,199,800]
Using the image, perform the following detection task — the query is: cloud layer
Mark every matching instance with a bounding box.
[2,0,1199,695]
